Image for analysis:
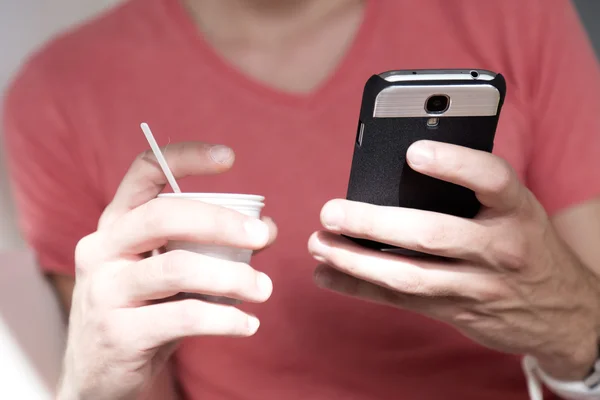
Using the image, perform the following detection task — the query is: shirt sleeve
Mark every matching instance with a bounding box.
[525,0,600,215]
[2,60,104,276]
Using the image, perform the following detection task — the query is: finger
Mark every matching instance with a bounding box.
[115,250,273,304]
[262,216,278,248]
[116,299,260,350]
[101,197,270,257]
[406,140,524,211]
[313,265,464,322]
[314,264,411,304]
[308,231,503,301]
[313,264,450,314]
[100,142,235,228]
[253,216,278,255]
[320,199,488,260]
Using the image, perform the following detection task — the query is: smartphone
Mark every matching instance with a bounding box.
[345,69,507,253]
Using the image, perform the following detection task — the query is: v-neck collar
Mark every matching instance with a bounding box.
[162,0,381,114]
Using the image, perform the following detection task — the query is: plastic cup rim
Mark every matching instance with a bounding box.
[158,193,264,202]
[157,193,264,211]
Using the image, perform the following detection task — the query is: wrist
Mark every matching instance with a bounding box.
[57,366,84,400]
[535,337,598,381]
[57,378,79,400]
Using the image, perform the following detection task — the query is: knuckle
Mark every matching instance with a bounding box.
[386,269,428,296]
[477,282,509,302]
[357,205,386,239]
[166,141,189,161]
[138,199,168,233]
[177,300,205,333]
[445,154,466,177]
[158,250,192,289]
[450,309,479,325]
[413,225,446,253]
[493,236,529,271]
[520,190,547,220]
[413,231,436,253]
[74,233,99,274]
[489,159,514,195]
[97,208,114,230]
[457,272,508,302]
[135,149,157,166]
[86,271,112,308]
[87,279,103,306]
[98,315,125,349]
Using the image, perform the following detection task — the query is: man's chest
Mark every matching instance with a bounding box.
[95,90,529,212]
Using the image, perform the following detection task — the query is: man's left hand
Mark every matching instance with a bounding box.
[308,140,600,381]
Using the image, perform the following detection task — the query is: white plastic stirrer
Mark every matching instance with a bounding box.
[140,122,181,193]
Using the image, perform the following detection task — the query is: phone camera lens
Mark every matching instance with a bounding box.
[425,95,450,114]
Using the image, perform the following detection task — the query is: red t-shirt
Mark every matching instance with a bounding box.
[4,0,600,399]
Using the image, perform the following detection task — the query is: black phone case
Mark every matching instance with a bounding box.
[345,73,507,252]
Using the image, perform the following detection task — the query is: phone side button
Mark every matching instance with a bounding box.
[356,122,365,146]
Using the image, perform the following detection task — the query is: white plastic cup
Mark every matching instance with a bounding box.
[157,193,265,304]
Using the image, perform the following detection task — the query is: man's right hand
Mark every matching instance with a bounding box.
[57,143,276,400]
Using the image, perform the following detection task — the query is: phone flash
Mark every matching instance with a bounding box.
[427,117,440,127]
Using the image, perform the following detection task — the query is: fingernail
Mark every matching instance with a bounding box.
[311,254,327,263]
[244,219,269,245]
[262,216,273,224]
[321,201,345,230]
[308,233,330,256]
[209,145,233,164]
[256,272,273,296]
[407,142,433,166]
[247,315,260,334]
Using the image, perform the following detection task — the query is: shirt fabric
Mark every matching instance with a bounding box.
[3,0,600,399]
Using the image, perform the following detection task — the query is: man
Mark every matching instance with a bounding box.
[3,0,600,399]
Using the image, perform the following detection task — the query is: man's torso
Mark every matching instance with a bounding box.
[16,0,548,398]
